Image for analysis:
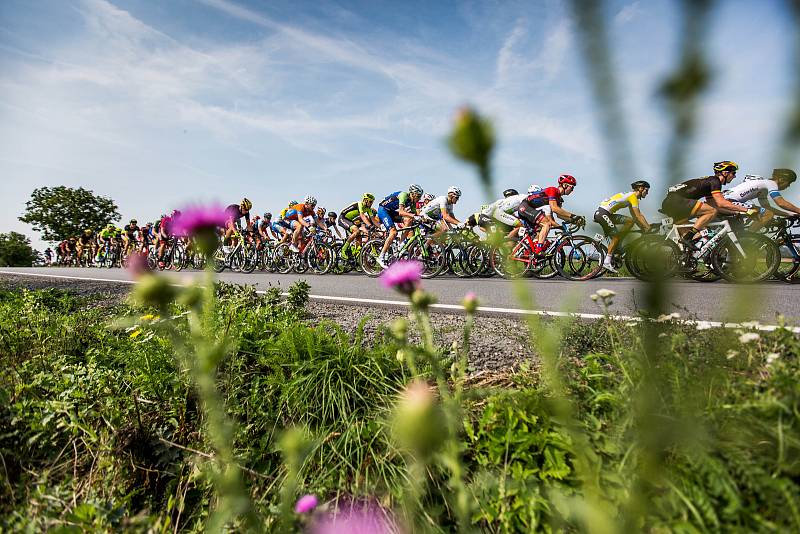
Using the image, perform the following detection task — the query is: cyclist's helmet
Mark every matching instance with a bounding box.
[528,184,542,194]
[263,212,272,219]
[240,198,253,211]
[316,207,326,216]
[289,200,298,206]
[106,223,115,229]
[713,161,739,173]
[502,188,518,197]
[409,184,423,196]
[773,168,797,184]
[362,192,375,201]
[304,195,317,206]
[171,209,181,217]
[422,193,435,203]
[84,229,93,235]
[630,180,651,190]
[327,212,337,220]
[447,186,462,198]
[558,174,577,186]
[129,219,137,225]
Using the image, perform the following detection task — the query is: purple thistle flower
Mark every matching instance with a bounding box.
[379,260,423,295]
[171,205,228,237]
[126,251,150,278]
[311,501,396,534]
[295,494,319,514]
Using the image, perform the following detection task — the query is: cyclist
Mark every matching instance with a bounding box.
[419,193,435,211]
[122,219,139,255]
[518,175,583,257]
[76,229,94,264]
[377,184,423,268]
[225,198,252,242]
[718,168,800,229]
[257,212,277,242]
[44,247,53,265]
[326,211,344,239]
[661,161,754,250]
[594,180,652,272]
[339,193,379,259]
[96,223,118,263]
[140,222,154,252]
[156,211,178,268]
[420,186,462,240]
[285,196,318,252]
[480,186,540,238]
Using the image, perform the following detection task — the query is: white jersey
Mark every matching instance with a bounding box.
[483,194,527,216]
[421,195,455,219]
[722,177,781,203]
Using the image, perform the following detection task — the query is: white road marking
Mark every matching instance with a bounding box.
[1,270,797,333]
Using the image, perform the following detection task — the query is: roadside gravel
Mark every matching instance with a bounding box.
[0,273,535,372]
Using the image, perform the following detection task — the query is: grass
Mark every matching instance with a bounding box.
[1,283,799,532]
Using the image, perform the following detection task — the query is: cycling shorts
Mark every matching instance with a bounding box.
[339,217,358,232]
[593,208,629,236]
[377,206,400,231]
[661,193,699,221]
[271,222,288,234]
[517,200,546,229]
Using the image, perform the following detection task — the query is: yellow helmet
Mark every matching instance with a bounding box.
[362,192,375,201]
[241,198,253,211]
[713,161,739,173]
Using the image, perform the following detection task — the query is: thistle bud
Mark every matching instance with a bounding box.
[411,289,436,310]
[389,318,408,342]
[391,381,445,459]
[132,275,176,310]
[462,292,479,314]
[447,107,495,174]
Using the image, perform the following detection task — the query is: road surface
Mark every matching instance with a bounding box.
[2,267,798,327]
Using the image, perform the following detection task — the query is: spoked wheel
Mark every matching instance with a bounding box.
[776,239,800,282]
[711,233,780,283]
[273,244,294,274]
[553,236,604,281]
[307,243,334,274]
[628,235,682,281]
[405,242,446,279]
[359,238,384,277]
[490,242,531,279]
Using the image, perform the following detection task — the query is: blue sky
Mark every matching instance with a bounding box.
[0,0,797,248]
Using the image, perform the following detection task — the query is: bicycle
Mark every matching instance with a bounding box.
[359,221,444,278]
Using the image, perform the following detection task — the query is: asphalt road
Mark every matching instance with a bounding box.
[2,266,798,326]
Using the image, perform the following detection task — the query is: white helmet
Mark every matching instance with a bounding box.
[409,184,423,195]
[422,193,435,202]
[528,184,543,194]
[447,186,462,198]
[304,195,317,206]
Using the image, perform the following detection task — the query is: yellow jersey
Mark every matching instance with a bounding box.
[599,191,639,213]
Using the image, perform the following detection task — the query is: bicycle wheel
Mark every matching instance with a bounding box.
[359,238,384,277]
[273,244,294,274]
[776,238,800,281]
[173,243,187,272]
[490,242,531,279]
[308,242,334,274]
[711,232,780,283]
[627,235,681,281]
[552,236,602,280]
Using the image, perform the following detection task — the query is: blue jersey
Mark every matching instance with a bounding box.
[380,191,415,214]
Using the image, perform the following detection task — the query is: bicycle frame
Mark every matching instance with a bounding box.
[659,218,746,258]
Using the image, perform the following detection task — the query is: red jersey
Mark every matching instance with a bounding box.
[526,186,563,208]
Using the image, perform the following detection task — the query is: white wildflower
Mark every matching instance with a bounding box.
[596,288,616,298]
[739,332,760,344]
[625,321,638,327]
[765,352,780,365]
[656,312,681,322]
[726,350,738,360]
[590,294,599,302]
[695,322,712,330]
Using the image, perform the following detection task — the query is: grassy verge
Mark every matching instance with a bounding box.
[1,283,798,532]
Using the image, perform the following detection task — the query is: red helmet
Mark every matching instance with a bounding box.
[558,174,577,186]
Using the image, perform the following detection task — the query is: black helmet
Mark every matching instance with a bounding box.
[630,180,651,190]
[502,188,518,198]
[263,212,272,219]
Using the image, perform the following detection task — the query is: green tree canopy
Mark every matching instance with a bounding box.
[0,232,38,267]
[19,186,120,241]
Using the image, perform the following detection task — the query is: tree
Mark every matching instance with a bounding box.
[19,186,120,241]
[0,232,38,267]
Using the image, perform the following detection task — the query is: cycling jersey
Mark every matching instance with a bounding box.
[78,234,92,246]
[481,194,526,227]
[99,228,117,239]
[722,178,781,203]
[599,191,640,213]
[341,200,376,222]
[667,176,722,200]
[285,204,314,221]
[123,224,138,238]
[526,186,563,208]
[225,204,250,226]
[379,191,416,215]
[421,195,455,220]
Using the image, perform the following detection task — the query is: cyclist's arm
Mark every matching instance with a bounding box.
[773,195,800,215]
[441,208,460,226]
[629,206,649,230]
[550,200,572,219]
[398,205,416,218]
[707,191,749,213]
[359,212,373,226]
